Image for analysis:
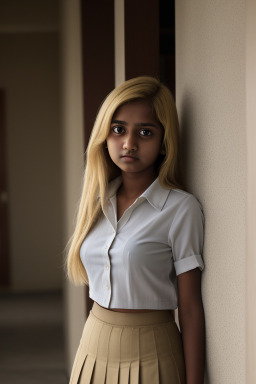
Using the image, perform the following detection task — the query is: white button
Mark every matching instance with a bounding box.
[106,285,110,290]
[104,264,109,270]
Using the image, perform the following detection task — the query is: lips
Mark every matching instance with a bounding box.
[120,154,138,161]
[121,155,137,159]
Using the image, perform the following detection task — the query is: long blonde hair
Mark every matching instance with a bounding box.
[66,76,182,285]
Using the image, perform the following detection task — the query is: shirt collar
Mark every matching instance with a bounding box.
[106,176,170,211]
[106,176,123,199]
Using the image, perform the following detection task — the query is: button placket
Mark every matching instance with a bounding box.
[102,233,113,305]
[104,233,116,252]
[102,268,111,304]
[100,215,116,307]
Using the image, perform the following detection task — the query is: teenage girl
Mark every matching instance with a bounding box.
[66,76,205,384]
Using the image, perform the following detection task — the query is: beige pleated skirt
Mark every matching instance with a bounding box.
[69,302,186,384]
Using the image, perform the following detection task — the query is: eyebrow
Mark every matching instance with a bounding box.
[111,119,159,128]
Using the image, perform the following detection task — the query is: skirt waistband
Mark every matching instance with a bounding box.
[91,302,175,327]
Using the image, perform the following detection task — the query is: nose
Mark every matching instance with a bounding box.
[123,132,137,151]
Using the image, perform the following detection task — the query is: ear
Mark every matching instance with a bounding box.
[160,146,166,155]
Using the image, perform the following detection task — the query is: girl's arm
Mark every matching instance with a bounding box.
[177,267,205,384]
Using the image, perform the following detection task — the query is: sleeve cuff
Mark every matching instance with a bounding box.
[174,254,204,276]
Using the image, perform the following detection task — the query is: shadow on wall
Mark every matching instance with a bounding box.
[179,93,206,194]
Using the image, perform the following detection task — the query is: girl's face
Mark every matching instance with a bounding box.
[106,100,163,177]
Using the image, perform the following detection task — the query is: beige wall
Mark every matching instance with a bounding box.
[0,0,63,290]
[246,0,256,382]
[60,0,86,374]
[176,1,247,383]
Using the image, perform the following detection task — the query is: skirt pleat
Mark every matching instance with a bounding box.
[90,358,107,384]
[163,323,186,384]
[78,355,96,384]
[119,361,130,384]
[69,316,96,384]
[105,362,120,384]
[140,358,159,384]
[158,356,181,384]
[69,302,185,384]
[129,360,139,384]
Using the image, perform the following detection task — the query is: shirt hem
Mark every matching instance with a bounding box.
[89,292,178,310]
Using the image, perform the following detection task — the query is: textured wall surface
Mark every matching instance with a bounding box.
[176,1,246,383]
[246,0,256,382]
[61,0,86,374]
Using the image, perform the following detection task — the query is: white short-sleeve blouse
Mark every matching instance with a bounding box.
[80,176,205,310]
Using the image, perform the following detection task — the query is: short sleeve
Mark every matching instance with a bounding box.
[168,194,205,275]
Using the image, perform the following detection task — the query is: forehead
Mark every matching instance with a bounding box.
[112,100,158,122]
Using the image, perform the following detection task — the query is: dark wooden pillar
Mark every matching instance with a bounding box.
[159,0,175,96]
[125,0,159,80]
[80,0,115,149]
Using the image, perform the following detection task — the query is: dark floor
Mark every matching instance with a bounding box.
[0,290,68,384]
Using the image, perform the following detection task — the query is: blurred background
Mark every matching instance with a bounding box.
[1,0,256,383]
[0,1,65,382]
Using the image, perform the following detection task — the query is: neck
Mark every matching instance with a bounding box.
[118,171,157,200]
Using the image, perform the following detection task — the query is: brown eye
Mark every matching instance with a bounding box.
[112,126,125,134]
[139,129,152,136]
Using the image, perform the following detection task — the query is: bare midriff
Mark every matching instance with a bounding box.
[105,306,175,319]
[108,308,159,313]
